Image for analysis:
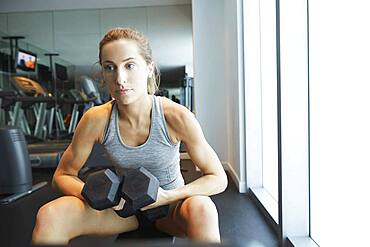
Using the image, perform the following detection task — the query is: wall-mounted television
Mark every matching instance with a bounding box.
[16,49,37,72]
[55,63,68,81]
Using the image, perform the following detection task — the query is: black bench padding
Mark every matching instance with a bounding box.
[116,226,175,242]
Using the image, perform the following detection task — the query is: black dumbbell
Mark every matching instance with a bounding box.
[81,166,169,221]
[81,168,121,210]
[115,167,170,221]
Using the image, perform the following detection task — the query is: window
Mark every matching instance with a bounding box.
[260,0,278,202]
[243,0,279,228]
[244,0,370,245]
[309,0,370,245]
[244,0,310,245]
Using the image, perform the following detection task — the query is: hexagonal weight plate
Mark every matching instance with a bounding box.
[121,167,160,210]
[82,169,120,210]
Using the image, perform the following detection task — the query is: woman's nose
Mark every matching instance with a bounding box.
[116,67,127,85]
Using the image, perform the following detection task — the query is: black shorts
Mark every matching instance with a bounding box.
[135,211,156,230]
[116,205,177,240]
[135,202,178,231]
[116,213,172,240]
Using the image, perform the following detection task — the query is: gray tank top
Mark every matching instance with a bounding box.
[101,95,185,190]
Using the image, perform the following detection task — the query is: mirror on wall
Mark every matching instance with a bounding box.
[0,4,194,110]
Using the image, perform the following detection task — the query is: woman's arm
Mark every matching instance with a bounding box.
[52,105,109,200]
[144,98,228,208]
[170,105,228,201]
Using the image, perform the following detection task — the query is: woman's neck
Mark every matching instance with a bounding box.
[116,94,153,128]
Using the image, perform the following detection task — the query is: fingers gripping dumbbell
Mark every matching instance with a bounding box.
[115,167,170,221]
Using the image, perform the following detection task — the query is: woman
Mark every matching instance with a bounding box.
[32,27,228,245]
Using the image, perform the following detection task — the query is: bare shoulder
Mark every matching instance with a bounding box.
[73,100,114,143]
[81,101,112,124]
[160,96,199,142]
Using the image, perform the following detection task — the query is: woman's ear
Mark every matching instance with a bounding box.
[147,61,154,78]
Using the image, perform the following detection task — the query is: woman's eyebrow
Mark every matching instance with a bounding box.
[122,57,135,62]
[102,57,135,64]
[102,60,114,64]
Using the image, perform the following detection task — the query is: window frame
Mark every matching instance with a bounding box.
[243,0,317,246]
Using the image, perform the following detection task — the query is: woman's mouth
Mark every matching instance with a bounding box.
[118,88,133,96]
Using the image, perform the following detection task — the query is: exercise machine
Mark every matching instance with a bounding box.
[0,127,47,204]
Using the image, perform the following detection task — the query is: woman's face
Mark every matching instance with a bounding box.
[100,39,153,105]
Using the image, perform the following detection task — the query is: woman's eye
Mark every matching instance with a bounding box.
[104,64,115,72]
[126,63,135,70]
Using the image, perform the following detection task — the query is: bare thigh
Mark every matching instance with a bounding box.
[154,200,187,237]
[154,195,220,238]
[34,196,139,239]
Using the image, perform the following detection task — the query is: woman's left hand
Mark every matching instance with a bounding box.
[140,187,174,211]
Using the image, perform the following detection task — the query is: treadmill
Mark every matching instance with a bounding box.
[0,87,64,168]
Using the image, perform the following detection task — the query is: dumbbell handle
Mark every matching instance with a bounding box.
[115,201,169,221]
[115,200,136,218]
[141,204,170,221]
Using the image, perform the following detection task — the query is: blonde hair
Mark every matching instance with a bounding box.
[99,27,160,94]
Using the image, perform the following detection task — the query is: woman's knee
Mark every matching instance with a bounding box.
[34,196,84,234]
[181,196,219,225]
[35,201,60,230]
[33,196,86,244]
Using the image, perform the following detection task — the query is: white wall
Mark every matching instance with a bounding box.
[192,0,245,192]
[192,0,227,160]
[224,0,245,192]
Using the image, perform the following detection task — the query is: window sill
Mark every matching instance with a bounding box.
[249,187,279,234]
[288,237,319,247]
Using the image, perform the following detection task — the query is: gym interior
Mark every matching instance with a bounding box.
[1,1,368,247]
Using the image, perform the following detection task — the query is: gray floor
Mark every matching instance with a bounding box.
[212,175,278,247]
[0,144,278,247]
[177,159,278,247]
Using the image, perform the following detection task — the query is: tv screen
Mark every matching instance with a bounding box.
[55,63,68,81]
[16,49,37,72]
